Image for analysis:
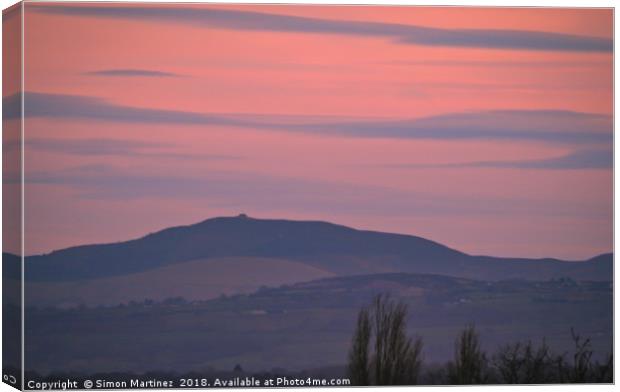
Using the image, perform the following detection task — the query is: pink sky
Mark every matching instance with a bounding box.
[5,3,613,259]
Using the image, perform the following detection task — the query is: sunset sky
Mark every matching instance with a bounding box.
[4,3,613,259]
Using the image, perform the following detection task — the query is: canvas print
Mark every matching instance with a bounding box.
[2,2,614,389]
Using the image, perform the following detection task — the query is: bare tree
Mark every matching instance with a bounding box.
[494,339,552,383]
[449,325,487,384]
[527,340,549,382]
[494,342,523,383]
[348,307,371,385]
[593,352,613,383]
[348,294,423,385]
[570,328,593,383]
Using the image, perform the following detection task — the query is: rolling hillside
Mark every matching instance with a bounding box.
[13,215,612,284]
[24,257,333,307]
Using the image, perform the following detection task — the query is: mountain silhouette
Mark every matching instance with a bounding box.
[7,214,612,282]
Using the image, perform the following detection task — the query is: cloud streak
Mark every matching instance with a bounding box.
[3,137,240,161]
[283,111,611,144]
[32,5,612,52]
[86,69,182,77]
[21,138,167,155]
[386,59,612,69]
[5,91,243,126]
[4,92,612,145]
[386,149,613,170]
[14,164,606,219]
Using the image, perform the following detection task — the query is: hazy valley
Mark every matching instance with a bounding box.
[2,215,612,376]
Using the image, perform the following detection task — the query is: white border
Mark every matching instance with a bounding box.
[20,2,24,390]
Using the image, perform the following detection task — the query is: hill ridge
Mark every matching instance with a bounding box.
[3,215,612,282]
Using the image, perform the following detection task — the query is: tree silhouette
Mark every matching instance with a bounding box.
[494,339,552,383]
[593,352,613,383]
[570,328,593,382]
[348,294,423,385]
[448,325,487,384]
[494,341,523,383]
[348,307,371,385]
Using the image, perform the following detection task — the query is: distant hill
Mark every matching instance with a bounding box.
[7,215,612,283]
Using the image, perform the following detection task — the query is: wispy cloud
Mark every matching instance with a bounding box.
[280,110,611,145]
[386,149,613,171]
[86,69,182,77]
[386,59,612,69]
[4,92,612,145]
[32,5,612,52]
[23,139,167,155]
[14,164,606,219]
[4,91,242,126]
[3,137,240,161]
